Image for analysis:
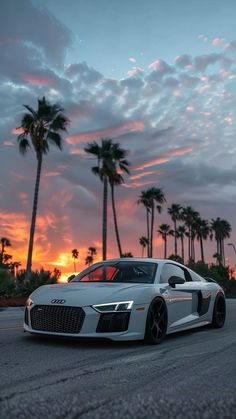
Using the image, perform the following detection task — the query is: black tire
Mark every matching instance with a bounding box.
[144,297,168,344]
[211,293,226,328]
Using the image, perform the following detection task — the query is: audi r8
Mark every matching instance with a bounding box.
[24,258,226,344]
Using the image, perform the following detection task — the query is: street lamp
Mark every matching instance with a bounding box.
[228,243,236,254]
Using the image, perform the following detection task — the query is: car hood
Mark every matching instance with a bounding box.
[31,282,153,306]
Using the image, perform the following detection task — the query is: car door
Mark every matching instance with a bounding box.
[159,263,200,330]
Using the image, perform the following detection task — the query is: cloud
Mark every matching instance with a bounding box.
[22,73,52,86]
[127,67,144,77]
[0,0,72,67]
[134,157,170,171]
[65,62,103,84]
[148,59,175,74]
[212,37,224,46]
[1,6,236,271]
[129,57,136,63]
[225,40,236,50]
[194,53,222,71]
[175,55,192,68]
[66,120,145,144]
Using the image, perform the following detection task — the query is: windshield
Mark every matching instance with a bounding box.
[71,261,157,284]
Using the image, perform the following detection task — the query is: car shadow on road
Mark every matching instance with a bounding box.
[22,325,211,351]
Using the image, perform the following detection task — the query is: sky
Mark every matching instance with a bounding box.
[1,0,236,280]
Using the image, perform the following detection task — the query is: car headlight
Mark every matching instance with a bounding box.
[25,297,34,307]
[92,301,133,313]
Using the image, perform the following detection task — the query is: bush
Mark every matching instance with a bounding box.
[0,269,16,297]
[224,279,236,298]
[187,261,236,297]
[168,254,183,263]
[16,268,58,296]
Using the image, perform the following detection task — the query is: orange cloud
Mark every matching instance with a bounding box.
[134,157,170,171]
[43,171,61,177]
[130,170,164,180]
[12,128,24,135]
[163,145,193,158]
[3,140,14,146]
[124,180,157,188]
[66,120,145,144]
[69,148,86,155]
[22,74,52,86]
[0,36,19,45]
[134,146,193,171]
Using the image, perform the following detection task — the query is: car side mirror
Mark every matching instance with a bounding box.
[168,276,185,288]
[68,274,75,283]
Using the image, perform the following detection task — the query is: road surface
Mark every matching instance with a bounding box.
[0,300,236,419]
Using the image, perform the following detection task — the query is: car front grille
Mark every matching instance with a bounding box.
[30,305,85,334]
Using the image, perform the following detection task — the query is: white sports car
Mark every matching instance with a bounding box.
[24,258,226,344]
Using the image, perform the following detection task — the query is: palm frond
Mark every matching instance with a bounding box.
[21,113,34,130]
[47,132,63,150]
[17,136,31,155]
[51,114,69,131]
[23,105,37,117]
[91,166,100,177]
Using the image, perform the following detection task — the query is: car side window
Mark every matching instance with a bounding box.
[189,269,204,282]
[160,264,186,284]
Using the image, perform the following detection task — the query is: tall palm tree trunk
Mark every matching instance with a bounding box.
[181,236,184,263]
[102,175,108,260]
[146,209,150,257]
[164,237,167,259]
[221,238,225,266]
[200,235,204,263]
[110,183,122,257]
[174,220,177,256]
[26,153,43,274]
[192,237,195,262]
[188,228,191,261]
[74,259,76,273]
[141,246,144,257]
[150,203,154,258]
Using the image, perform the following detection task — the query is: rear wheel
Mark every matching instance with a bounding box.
[211,294,226,328]
[144,297,168,344]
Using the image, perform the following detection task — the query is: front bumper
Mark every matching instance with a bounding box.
[24,304,148,341]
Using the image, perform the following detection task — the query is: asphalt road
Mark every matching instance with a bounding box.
[0,301,236,419]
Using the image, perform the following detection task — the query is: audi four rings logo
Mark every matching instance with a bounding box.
[51,299,66,304]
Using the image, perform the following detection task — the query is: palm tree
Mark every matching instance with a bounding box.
[108,146,130,257]
[88,246,97,259]
[72,248,79,272]
[0,237,11,266]
[148,187,166,258]
[177,225,186,263]
[17,97,69,273]
[85,255,93,266]
[139,236,149,257]
[168,204,182,256]
[84,138,130,260]
[213,252,222,265]
[13,261,21,277]
[138,191,152,257]
[122,252,133,257]
[195,218,210,263]
[211,218,231,265]
[181,206,199,262]
[138,187,166,258]
[157,224,172,258]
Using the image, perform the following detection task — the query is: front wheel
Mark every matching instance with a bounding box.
[144,297,168,344]
[211,294,226,328]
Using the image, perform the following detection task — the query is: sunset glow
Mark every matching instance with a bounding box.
[1,0,236,274]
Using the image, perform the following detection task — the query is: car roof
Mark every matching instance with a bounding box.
[97,258,184,267]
